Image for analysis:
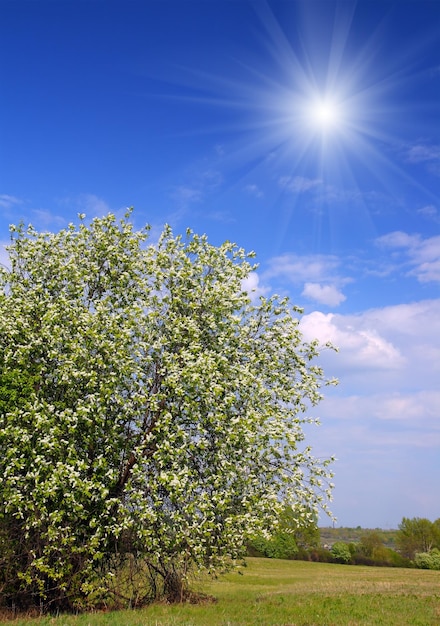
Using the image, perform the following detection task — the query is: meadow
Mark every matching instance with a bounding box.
[1,558,439,626]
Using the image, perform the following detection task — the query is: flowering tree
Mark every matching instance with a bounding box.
[0,212,335,611]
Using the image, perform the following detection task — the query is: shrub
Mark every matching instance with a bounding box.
[415,549,440,570]
[248,532,298,560]
[331,542,352,564]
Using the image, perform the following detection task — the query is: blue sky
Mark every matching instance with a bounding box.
[1,0,439,529]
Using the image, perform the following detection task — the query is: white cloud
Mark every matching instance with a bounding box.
[200,168,223,190]
[376,231,440,283]
[405,143,440,163]
[377,391,440,422]
[172,186,202,206]
[415,259,440,283]
[203,210,234,223]
[301,299,440,391]
[76,194,111,217]
[277,178,394,215]
[241,271,270,301]
[418,204,439,221]
[376,230,418,249]
[263,253,350,306]
[411,238,440,282]
[172,169,223,210]
[244,184,263,198]
[0,194,22,211]
[0,241,10,270]
[301,298,440,527]
[302,282,346,307]
[300,310,405,372]
[265,253,343,284]
[278,175,322,193]
[404,143,440,176]
[1,196,67,229]
[310,380,440,526]
[31,209,66,227]
[320,391,440,426]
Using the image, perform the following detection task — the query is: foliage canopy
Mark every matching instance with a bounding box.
[0,213,335,610]
[396,517,440,560]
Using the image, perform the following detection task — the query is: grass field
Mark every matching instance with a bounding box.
[1,558,440,626]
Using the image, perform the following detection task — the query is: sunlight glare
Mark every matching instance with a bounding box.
[310,98,341,130]
[179,1,419,193]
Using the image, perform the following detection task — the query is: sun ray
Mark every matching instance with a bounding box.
[156,0,439,251]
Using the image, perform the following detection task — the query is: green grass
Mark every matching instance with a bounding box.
[2,558,440,625]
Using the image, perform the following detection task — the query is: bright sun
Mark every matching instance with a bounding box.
[309,97,342,131]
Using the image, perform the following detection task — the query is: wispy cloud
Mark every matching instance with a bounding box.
[244,183,264,198]
[77,193,112,217]
[1,195,68,228]
[417,204,439,221]
[31,209,66,227]
[203,210,235,223]
[404,143,440,176]
[278,175,322,193]
[376,231,440,282]
[310,333,440,523]
[172,186,203,207]
[277,177,398,216]
[320,391,440,426]
[0,194,22,212]
[265,253,342,283]
[300,299,440,525]
[57,193,113,219]
[263,252,350,307]
[171,168,223,210]
[199,169,223,190]
[405,143,440,163]
[376,390,440,423]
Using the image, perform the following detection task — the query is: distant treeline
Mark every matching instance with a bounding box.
[248,514,440,570]
[319,526,398,549]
